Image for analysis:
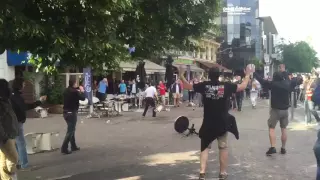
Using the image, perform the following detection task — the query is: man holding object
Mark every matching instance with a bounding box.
[179,64,255,180]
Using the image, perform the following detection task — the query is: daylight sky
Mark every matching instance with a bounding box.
[259,0,319,56]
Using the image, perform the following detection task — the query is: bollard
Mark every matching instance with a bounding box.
[290,91,294,121]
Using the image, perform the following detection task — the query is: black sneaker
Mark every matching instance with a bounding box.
[266,147,276,156]
[280,148,286,154]
[199,173,205,180]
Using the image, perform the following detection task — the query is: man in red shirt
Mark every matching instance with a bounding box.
[158,81,166,105]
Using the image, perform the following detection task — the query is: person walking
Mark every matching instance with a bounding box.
[157,81,166,106]
[179,65,254,180]
[235,76,243,111]
[10,78,46,170]
[0,79,19,180]
[250,78,259,109]
[61,79,86,154]
[142,83,158,117]
[254,64,291,155]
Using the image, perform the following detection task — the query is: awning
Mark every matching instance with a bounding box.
[7,51,31,66]
[172,63,204,73]
[119,60,165,74]
[197,61,231,72]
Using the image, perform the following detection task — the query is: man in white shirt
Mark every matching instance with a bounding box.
[142,83,158,117]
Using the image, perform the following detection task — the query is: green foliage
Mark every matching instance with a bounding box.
[0,0,221,73]
[278,41,319,72]
[247,57,263,70]
[40,75,64,104]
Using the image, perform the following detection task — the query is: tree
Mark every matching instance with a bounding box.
[0,0,221,73]
[279,41,319,72]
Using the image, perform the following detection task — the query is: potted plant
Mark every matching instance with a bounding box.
[40,75,65,114]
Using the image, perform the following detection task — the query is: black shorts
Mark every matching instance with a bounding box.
[200,133,228,152]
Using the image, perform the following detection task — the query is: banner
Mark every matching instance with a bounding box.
[83,67,92,105]
[186,65,191,81]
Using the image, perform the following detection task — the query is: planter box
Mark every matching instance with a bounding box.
[47,104,64,114]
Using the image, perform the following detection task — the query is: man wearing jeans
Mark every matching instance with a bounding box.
[61,79,86,154]
[10,78,46,170]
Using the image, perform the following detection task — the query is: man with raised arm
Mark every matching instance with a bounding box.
[179,65,255,180]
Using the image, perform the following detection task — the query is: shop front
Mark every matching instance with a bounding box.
[172,58,204,81]
[172,58,205,101]
[118,60,166,84]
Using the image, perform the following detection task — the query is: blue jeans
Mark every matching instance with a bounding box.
[15,123,28,168]
[317,167,320,180]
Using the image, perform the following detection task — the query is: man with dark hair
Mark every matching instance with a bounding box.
[0,79,19,179]
[254,64,291,156]
[179,65,254,180]
[142,82,158,117]
[10,77,47,170]
[61,78,85,154]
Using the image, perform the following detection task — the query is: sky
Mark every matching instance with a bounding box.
[259,0,319,56]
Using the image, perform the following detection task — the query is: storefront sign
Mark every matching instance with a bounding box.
[223,6,251,15]
[174,59,194,65]
[83,67,92,104]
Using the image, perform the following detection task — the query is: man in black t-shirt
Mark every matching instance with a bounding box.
[179,65,254,180]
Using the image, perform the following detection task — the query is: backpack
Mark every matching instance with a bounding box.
[312,85,320,105]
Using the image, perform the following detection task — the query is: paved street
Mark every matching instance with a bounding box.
[18,99,318,180]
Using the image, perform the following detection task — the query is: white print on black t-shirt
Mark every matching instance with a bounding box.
[205,85,225,99]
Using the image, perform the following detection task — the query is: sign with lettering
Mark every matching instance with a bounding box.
[223,6,251,15]
[83,67,92,104]
[174,59,194,65]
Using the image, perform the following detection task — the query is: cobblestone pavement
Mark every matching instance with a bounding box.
[18,99,318,180]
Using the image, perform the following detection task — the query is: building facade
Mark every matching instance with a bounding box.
[217,0,260,71]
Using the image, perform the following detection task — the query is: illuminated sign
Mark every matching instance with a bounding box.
[223,6,251,15]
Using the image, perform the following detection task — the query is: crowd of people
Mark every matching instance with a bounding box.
[3,64,320,180]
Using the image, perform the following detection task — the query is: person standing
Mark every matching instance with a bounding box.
[179,65,253,180]
[0,79,19,180]
[188,80,195,103]
[10,78,46,170]
[119,80,127,95]
[61,79,86,154]
[171,80,182,107]
[142,83,158,117]
[131,80,138,106]
[158,81,166,105]
[97,78,108,102]
[250,78,259,109]
[235,76,243,111]
[254,64,291,155]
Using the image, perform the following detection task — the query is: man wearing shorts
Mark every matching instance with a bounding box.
[171,80,182,107]
[179,65,254,180]
[254,64,291,155]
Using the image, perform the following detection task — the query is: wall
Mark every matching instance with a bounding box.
[0,51,15,81]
